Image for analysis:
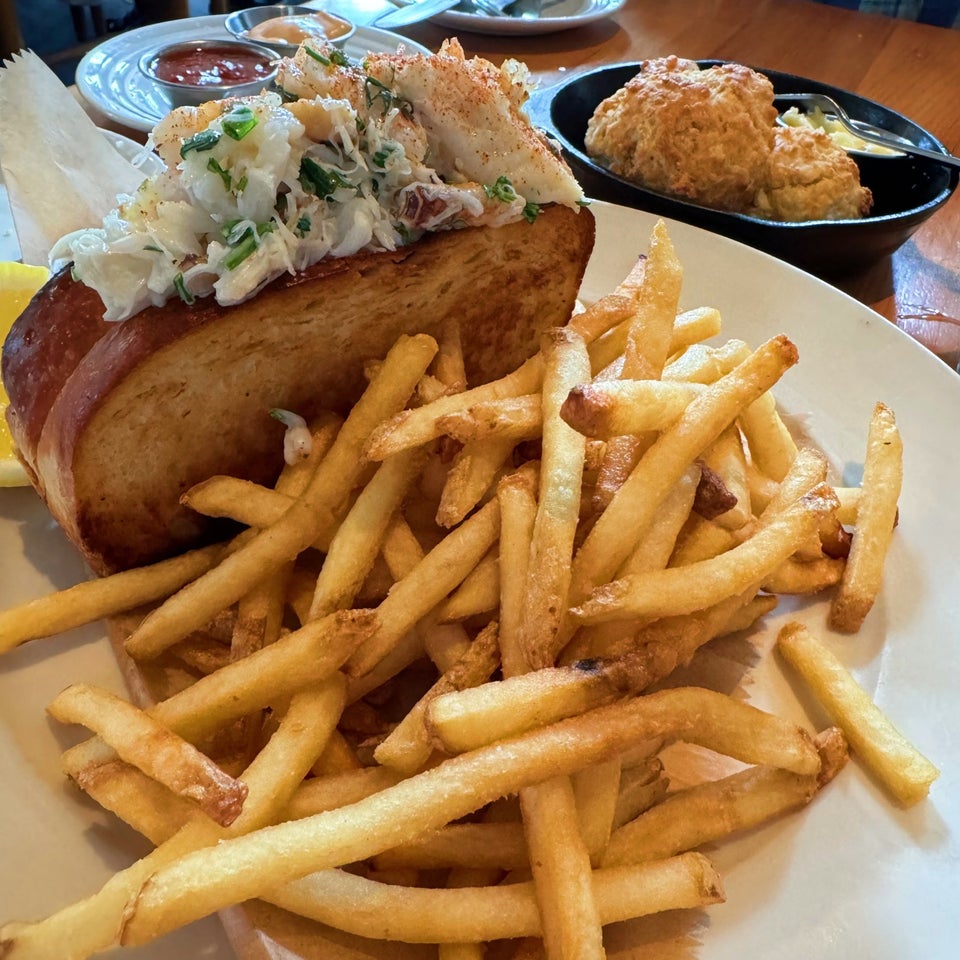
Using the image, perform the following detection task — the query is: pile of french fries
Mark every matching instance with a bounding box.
[0,220,939,960]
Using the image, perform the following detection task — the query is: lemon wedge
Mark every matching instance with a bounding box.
[1,262,50,487]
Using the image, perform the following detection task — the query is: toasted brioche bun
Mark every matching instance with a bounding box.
[3,204,595,574]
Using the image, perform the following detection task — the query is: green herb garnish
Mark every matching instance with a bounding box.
[522,201,541,224]
[304,46,348,67]
[295,215,311,237]
[299,157,352,199]
[484,175,519,203]
[372,146,393,168]
[222,105,258,141]
[363,76,412,118]
[207,157,232,190]
[223,222,274,270]
[173,272,195,305]
[235,174,248,193]
[180,129,221,157]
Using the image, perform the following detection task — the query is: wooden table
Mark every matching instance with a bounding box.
[81,0,960,367]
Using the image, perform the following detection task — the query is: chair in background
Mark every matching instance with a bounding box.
[59,0,107,42]
[1,0,24,59]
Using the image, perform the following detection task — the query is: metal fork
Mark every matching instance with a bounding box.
[774,93,960,169]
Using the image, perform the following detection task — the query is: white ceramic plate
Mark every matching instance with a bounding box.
[1,201,958,958]
[75,14,431,134]
[433,0,625,36]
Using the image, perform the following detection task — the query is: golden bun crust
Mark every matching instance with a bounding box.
[585,56,778,212]
[4,205,595,574]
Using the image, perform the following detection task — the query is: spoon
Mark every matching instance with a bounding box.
[774,93,960,169]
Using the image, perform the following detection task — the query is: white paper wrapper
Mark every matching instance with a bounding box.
[0,51,145,265]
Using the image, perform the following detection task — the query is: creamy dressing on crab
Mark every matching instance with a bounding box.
[50,39,584,322]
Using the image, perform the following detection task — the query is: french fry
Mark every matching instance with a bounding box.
[691,461,739,522]
[669,514,738,566]
[777,622,938,805]
[430,592,756,753]
[434,318,467,394]
[834,485,862,525]
[560,379,701,439]
[830,403,903,632]
[519,327,590,669]
[569,336,800,604]
[346,498,501,678]
[755,445,829,560]
[436,435,516,528]
[71,610,374,754]
[668,306,723,353]
[48,684,249,826]
[572,757,621,865]
[285,766,405,820]
[7,677,347,960]
[365,277,640,463]
[573,488,830,625]
[374,821,528,871]
[117,688,815,944]
[374,620,500,774]
[589,227,683,515]
[0,542,227,654]
[738,387,799,482]
[364,354,545,461]
[612,758,669,829]
[309,446,428,619]
[437,552,500,623]
[437,394,542,444]
[181,411,343,547]
[616,462,700,578]
[603,727,849,866]
[761,557,845,594]
[266,854,723,942]
[700,425,752,530]
[497,468,539,677]
[520,775,606,960]
[662,338,751,385]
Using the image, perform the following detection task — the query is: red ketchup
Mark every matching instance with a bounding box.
[151,43,273,87]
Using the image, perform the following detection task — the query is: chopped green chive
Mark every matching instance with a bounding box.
[222,105,258,141]
[304,46,331,66]
[484,175,519,203]
[295,215,311,237]
[173,272,195,305]
[299,157,352,199]
[180,129,221,157]
[207,157,232,190]
[364,76,412,118]
[522,201,541,224]
[223,222,275,270]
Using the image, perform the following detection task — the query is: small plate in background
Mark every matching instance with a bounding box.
[529,61,958,276]
[434,0,625,36]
